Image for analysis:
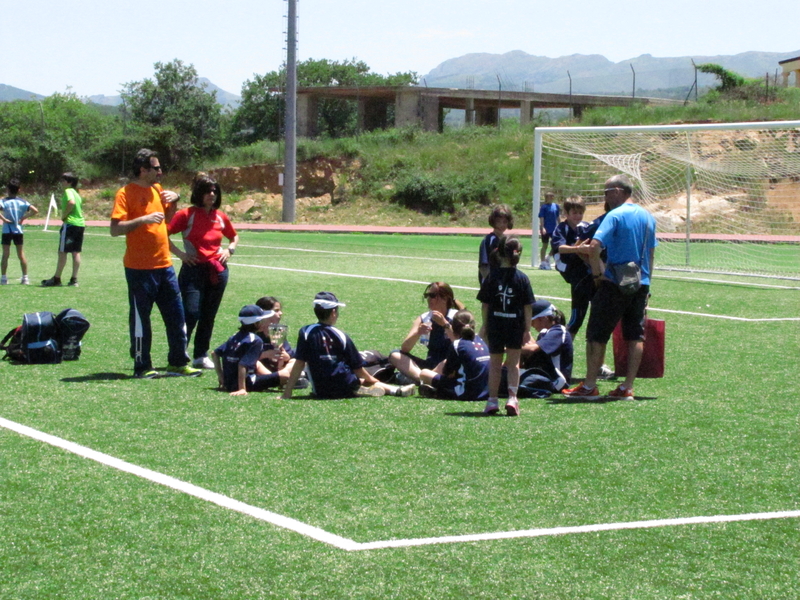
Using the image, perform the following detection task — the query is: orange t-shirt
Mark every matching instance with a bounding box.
[111,183,172,270]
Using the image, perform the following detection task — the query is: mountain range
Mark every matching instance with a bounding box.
[2,49,798,106]
[422,49,800,97]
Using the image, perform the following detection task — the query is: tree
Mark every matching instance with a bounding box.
[696,64,747,91]
[121,60,223,168]
[232,58,418,143]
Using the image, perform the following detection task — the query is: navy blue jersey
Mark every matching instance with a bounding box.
[441,336,490,401]
[477,268,535,325]
[551,220,591,284]
[215,331,264,392]
[421,308,458,368]
[521,324,573,391]
[478,232,501,284]
[295,323,364,399]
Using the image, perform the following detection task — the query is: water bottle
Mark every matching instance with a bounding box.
[419,311,431,347]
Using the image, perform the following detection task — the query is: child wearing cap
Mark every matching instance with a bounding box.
[212,304,283,396]
[282,292,415,399]
[519,299,574,395]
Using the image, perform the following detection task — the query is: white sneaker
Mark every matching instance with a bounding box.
[538,261,551,270]
[483,400,500,415]
[192,356,215,369]
[598,364,615,379]
[394,384,415,397]
[20,275,30,285]
[0,276,7,285]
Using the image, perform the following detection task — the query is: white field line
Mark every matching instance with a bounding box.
[2,416,798,552]
[231,262,800,322]
[0,416,359,551]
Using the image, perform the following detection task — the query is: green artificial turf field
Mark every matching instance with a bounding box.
[1,228,798,599]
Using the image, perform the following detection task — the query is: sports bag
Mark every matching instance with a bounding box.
[0,312,61,364]
[55,308,91,360]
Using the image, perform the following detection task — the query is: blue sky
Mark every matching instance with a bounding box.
[7,0,799,97]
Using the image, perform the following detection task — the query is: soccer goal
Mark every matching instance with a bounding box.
[532,120,800,280]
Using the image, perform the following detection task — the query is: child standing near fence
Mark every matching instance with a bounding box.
[477,235,535,416]
[1,178,38,285]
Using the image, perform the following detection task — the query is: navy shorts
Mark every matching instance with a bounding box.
[59,224,85,253]
[431,374,459,399]
[247,371,281,392]
[586,281,650,344]
[486,316,525,354]
[1,233,23,246]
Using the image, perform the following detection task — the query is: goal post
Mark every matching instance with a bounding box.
[532,120,800,279]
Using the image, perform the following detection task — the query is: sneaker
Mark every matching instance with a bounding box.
[483,400,500,415]
[134,369,160,379]
[67,278,79,287]
[0,276,7,285]
[505,398,520,416]
[538,261,550,270]
[41,276,62,287]
[598,364,615,379]
[562,383,600,399]
[608,385,634,399]
[356,385,385,397]
[20,275,30,285]
[394,371,415,386]
[165,364,203,377]
[293,377,310,390]
[394,384,415,397]
[192,356,215,369]
[418,383,437,398]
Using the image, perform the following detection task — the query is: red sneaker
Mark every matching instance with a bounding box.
[562,383,600,399]
[608,385,634,399]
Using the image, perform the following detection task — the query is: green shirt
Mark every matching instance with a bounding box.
[61,188,85,227]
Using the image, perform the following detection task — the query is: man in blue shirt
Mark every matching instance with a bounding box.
[1,178,38,285]
[564,175,658,399]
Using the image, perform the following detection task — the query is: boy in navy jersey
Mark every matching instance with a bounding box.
[282,292,414,399]
[212,305,282,396]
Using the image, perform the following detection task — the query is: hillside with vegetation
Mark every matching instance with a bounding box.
[1,59,797,227]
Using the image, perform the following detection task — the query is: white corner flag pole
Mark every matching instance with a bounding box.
[43,193,57,231]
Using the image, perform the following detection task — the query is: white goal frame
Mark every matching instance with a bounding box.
[532,120,800,279]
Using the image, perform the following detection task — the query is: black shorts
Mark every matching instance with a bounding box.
[1,233,23,246]
[586,281,650,344]
[541,233,552,244]
[431,374,459,399]
[486,316,525,354]
[59,224,85,253]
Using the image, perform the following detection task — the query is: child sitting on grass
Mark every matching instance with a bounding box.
[418,309,490,401]
[477,235,535,416]
[282,292,415,399]
[518,300,574,396]
[212,305,283,396]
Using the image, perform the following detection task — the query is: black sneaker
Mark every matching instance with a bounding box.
[41,277,62,287]
[67,278,79,287]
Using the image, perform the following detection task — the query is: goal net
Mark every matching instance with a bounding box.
[532,121,800,279]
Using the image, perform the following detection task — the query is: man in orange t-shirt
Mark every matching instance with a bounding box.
[110,148,200,379]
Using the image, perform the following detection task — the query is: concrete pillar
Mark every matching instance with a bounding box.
[358,98,389,132]
[420,95,440,132]
[297,93,318,138]
[520,100,533,126]
[465,98,475,125]
[572,105,584,119]
[395,89,421,128]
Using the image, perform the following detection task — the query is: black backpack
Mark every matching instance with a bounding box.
[0,309,90,364]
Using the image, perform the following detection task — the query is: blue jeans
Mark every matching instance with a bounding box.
[125,266,188,373]
[178,263,229,359]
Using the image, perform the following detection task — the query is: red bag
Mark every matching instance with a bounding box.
[612,318,665,378]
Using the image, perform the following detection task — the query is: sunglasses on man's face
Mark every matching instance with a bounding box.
[603,187,621,194]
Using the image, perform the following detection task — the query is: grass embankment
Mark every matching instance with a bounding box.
[23,88,800,227]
